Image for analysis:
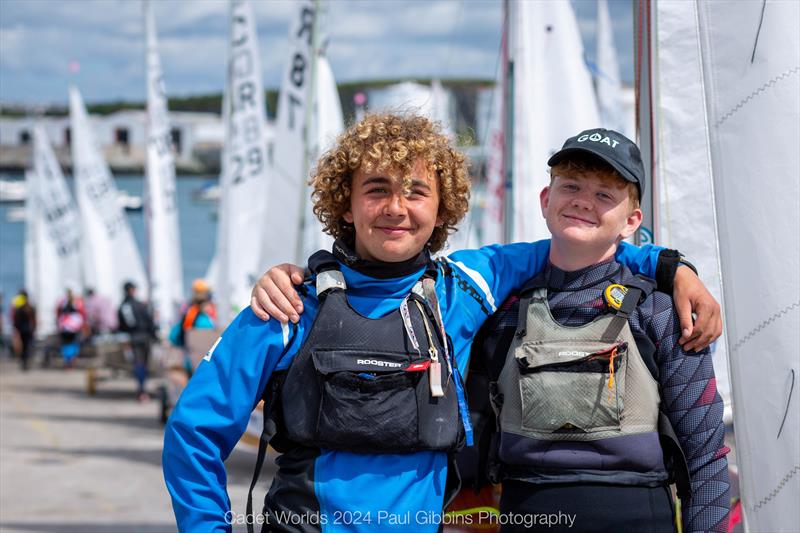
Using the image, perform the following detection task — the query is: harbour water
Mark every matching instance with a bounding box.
[0,173,220,315]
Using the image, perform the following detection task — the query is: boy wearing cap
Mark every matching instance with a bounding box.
[471,128,729,532]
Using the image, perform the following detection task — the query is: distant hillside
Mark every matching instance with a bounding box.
[1,77,492,119]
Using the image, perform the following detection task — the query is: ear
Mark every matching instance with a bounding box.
[435,214,444,227]
[343,210,354,224]
[620,208,643,239]
[540,186,551,216]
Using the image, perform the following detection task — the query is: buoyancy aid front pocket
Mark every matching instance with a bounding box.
[515,342,627,434]
[311,350,422,452]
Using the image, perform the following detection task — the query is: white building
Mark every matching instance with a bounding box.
[0,110,230,173]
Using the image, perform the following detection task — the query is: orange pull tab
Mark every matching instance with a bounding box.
[607,346,618,401]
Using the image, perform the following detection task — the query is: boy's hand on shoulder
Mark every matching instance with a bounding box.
[250,264,305,323]
[674,265,723,352]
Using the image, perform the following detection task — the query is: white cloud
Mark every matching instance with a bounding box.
[0,0,634,104]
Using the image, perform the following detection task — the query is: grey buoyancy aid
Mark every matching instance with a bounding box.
[490,275,690,494]
[279,256,465,454]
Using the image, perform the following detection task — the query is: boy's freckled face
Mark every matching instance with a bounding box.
[344,159,442,263]
[541,173,642,251]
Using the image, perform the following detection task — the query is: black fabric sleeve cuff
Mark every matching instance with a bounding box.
[655,249,681,294]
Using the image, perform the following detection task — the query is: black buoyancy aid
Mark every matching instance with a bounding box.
[278,251,465,454]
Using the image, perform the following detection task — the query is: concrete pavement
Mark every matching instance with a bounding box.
[0,357,274,533]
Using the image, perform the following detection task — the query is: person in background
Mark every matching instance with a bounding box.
[169,278,217,349]
[168,278,217,382]
[11,289,36,371]
[117,281,156,401]
[56,287,86,369]
[84,287,117,337]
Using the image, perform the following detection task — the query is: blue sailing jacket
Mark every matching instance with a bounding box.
[163,240,662,532]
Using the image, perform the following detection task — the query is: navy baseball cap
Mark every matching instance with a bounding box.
[547,128,645,200]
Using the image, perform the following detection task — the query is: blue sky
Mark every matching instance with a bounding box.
[0,0,634,106]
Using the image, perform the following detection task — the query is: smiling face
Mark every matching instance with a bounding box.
[343,159,442,263]
[541,171,642,269]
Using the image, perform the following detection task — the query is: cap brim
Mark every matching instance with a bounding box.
[548,146,640,189]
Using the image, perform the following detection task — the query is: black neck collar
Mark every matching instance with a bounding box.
[331,239,432,279]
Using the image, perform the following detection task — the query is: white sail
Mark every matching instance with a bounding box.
[480,53,506,247]
[24,170,63,338]
[27,128,83,335]
[312,55,343,167]
[259,0,315,268]
[595,0,627,136]
[646,0,732,420]
[24,170,59,338]
[430,79,455,139]
[510,0,600,242]
[214,0,270,324]
[301,52,343,261]
[69,86,147,307]
[696,1,800,529]
[23,170,37,304]
[368,81,434,115]
[144,0,183,328]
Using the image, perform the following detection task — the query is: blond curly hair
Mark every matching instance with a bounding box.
[310,112,471,253]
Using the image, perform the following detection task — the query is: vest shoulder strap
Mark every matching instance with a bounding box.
[600,276,657,342]
[627,275,657,298]
[308,250,339,275]
[316,270,346,294]
[518,272,548,296]
[247,373,286,533]
[309,250,346,295]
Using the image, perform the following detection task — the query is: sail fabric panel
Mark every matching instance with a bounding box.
[429,79,455,140]
[28,128,83,336]
[26,170,62,337]
[697,0,800,529]
[301,53,342,261]
[145,0,183,328]
[595,0,628,136]
[480,57,505,247]
[649,0,732,421]
[23,171,36,321]
[24,170,59,337]
[69,86,147,308]
[215,0,270,324]
[260,0,316,268]
[511,0,600,242]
